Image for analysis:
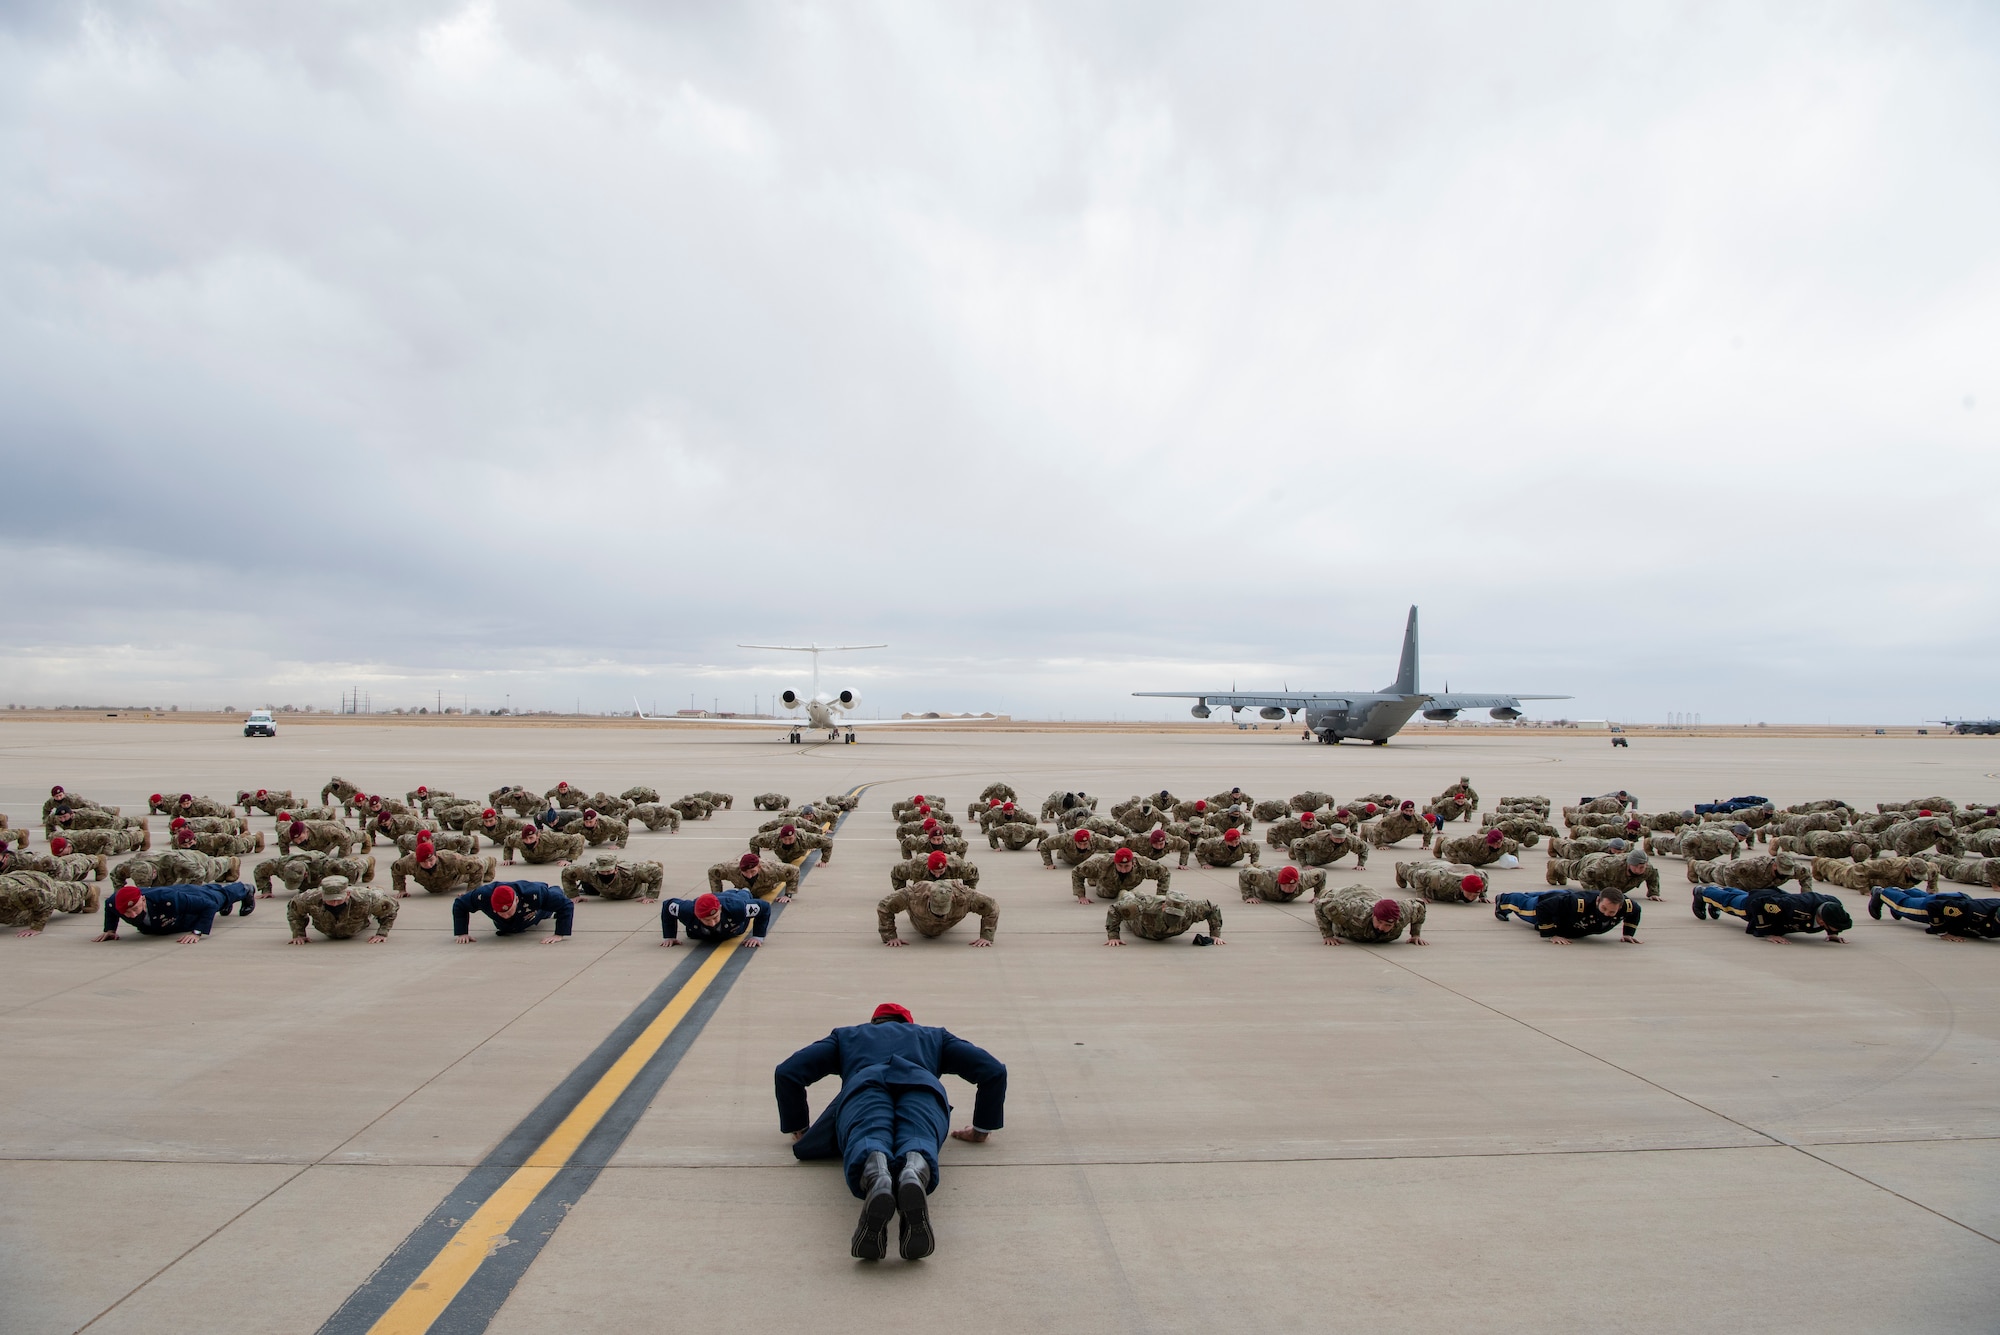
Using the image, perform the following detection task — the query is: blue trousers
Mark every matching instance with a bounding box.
[1494,890,1540,925]
[215,882,255,914]
[1701,887,1751,918]
[837,1083,949,1199]
[1876,886,1946,922]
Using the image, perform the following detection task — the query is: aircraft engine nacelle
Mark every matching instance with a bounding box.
[1258,707,1288,721]
[780,689,800,710]
[1489,706,1523,720]
[1423,708,1460,722]
[836,689,858,710]
[1190,704,1211,719]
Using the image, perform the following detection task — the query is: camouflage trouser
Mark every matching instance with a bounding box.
[44,882,94,916]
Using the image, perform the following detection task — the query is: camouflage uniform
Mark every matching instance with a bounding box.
[1292,827,1369,869]
[491,787,543,818]
[287,881,398,940]
[988,821,1047,852]
[1428,792,1474,824]
[1072,853,1170,901]
[1926,855,2000,890]
[475,812,532,846]
[1251,798,1292,823]
[2,849,105,882]
[1810,856,1932,893]
[172,815,249,837]
[0,870,96,931]
[47,807,146,838]
[1547,836,1630,860]
[618,786,661,807]
[692,790,734,811]
[1042,830,1117,869]
[900,833,970,859]
[395,829,477,856]
[1194,835,1259,869]
[1364,810,1434,849]
[878,880,999,943]
[890,853,981,891]
[1314,885,1426,943]
[890,796,949,820]
[561,856,665,900]
[1237,866,1325,903]
[577,814,630,847]
[1645,827,1744,861]
[1123,831,1193,868]
[281,822,363,858]
[582,793,636,820]
[1772,811,1852,838]
[1878,797,1956,815]
[1395,860,1490,901]
[706,859,799,898]
[1546,853,1662,900]
[369,812,434,846]
[1877,817,1958,858]
[819,793,861,814]
[1432,832,1516,868]
[503,829,586,864]
[1633,811,1697,834]
[671,796,715,822]
[1290,790,1336,813]
[1105,889,1221,942]
[406,787,455,813]
[970,783,1017,818]
[753,792,792,811]
[43,791,114,820]
[1765,831,1865,860]
[1688,853,1813,891]
[276,805,346,826]
[174,831,262,858]
[392,849,498,896]
[322,777,365,813]
[240,789,299,817]
[1448,777,1480,811]
[254,852,377,897]
[750,828,834,865]
[545,783,587,809]
[628,803,684,833]
[112,850,238,888]
[1265,814,1319,848]
[1040,791,1097,822]
[1474,814,1550,847]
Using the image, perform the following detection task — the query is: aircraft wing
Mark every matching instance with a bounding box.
[1420,693,1571,710]
[634,701,998,727]
[1132,692,1352,711]
[633,706,794,727]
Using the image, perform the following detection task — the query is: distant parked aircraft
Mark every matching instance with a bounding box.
[637,643,986,744]
[1133,606,1569,745]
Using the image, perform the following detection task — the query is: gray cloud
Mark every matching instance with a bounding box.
[2,2,1997,723]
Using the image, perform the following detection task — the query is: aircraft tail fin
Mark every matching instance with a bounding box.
[1387,606,1419,695]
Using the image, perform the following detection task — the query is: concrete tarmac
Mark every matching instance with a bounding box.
[2,722,1996,1333]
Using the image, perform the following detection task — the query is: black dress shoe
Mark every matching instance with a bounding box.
[851,1152,894,1261]
[896,1151,933,1260]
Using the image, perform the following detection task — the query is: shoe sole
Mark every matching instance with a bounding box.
[897,1176,934,1260]
[851,1187,895,1261]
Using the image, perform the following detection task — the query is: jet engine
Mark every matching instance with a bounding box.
[780,689,800,710]
[1258,707,1288,721]
[1489,706,1522,720]
[836,689,858,709]
[1422,708,1461,722]
[1190,704,1211,719]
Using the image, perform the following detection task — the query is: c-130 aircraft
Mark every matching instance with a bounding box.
[1135,606,1569,745]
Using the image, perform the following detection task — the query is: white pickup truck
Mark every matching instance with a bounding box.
[243,710,277,738]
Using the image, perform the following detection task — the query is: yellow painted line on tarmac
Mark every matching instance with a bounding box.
[364,934,745,1335]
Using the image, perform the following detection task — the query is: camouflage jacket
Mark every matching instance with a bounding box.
[577,816,630,847]
[287,885,398,938]
[1292,828,1369,868]
[504,830,586,864]
[900,834,969,859]
[1363,812,1433,848]
[752,792,791,811]
[1072,853,1170,900]
[112,849,235,887]
[397,830,477,855]
[878,880,999,942]
[562,857,665,900]
[988,822,1047,851]
[50,831,145,859]
[890,854,980,890]
[1194,836,1257,868]
[254,851,376,896]
[706,860,799,897]
[1238,866,1324,903]
[1810,855,1929,891]
[393,850,496,896]
[750,829,833,863]
[283,822,360,857]
[0,870,91,929]
[1432,832,1516,867]
[1690,854,1812,890]
[1550,853,1660,898]
[1042,832,1117,868]
[620,786,662,806]
[1314,886,1425,943]
[628,803,683,832]
[1395,860,1488,902]
[545,784,587,808]
[1106,890,1220,941]
[2,850,99,881]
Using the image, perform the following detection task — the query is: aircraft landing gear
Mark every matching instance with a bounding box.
[845,732,857,744]
[788,731,802,744]
[1372,738,1388,746]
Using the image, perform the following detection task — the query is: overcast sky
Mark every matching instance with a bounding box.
[2,1,1995,724]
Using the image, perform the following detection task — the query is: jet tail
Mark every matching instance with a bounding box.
[1386,606,1419,695]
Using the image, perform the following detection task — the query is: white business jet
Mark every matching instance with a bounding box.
[636,644,983,744]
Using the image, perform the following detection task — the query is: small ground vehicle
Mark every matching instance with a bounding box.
[244,710,277,738]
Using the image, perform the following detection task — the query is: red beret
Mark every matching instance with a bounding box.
[1365,803,1379,815]
[871,1002,913,1024]
[694,891,720,916]
[1073,828,1091,845]
[558,781,569,789]
[1371,898,1401,922]
[289,821,307,838]
[1148,828,1167,844]
[780,823,796,836]
[583,808,598,818]
[51,836,69,854]
[416,786,427,794]
[927,851,948,872]
[1277,865,1299,885]
[149,793,162,803]
[1223,828,1240,843]
[1301,810,1316,824]
[50,785,63,796]
[483,807,497,818]
[1002,802,1015,812]
[170,817,186,828]
[1401,800,1415,810]
[1195,800,1207,812]
[179,793,192,802]
[1461,874,1485,893]
[1113,847,1135,865]
[921,817,938,831]
[256,789,268,797]
[1485,829,1503,844]
[739,853,761,873]
[114,885,145,915]
[491,884,519,912]
[1920,809,1933,817]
